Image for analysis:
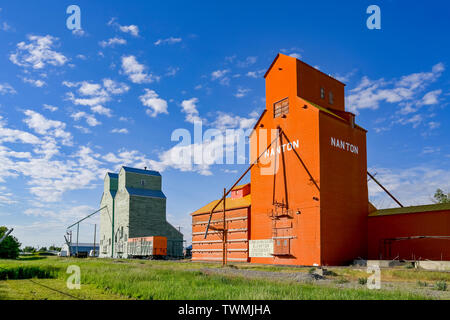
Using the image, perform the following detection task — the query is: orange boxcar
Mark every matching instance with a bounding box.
[128,236,167,257]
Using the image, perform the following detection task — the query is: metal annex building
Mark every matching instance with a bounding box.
[191,54,450,266]
[99,166,183,258]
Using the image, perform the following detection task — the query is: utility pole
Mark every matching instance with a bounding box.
[76,223,79,256]
[93,224,97,257]
[222,188,227,267]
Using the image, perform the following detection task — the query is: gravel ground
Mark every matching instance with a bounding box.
[199,267,450,299]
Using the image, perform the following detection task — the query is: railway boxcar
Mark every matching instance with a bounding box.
[128,236,167,259]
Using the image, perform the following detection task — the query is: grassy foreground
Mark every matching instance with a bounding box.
[0,256,445,300]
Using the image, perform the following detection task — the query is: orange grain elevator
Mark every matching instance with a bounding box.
[192,53,369,266]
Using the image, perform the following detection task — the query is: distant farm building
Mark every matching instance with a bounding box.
[99,167,183,258]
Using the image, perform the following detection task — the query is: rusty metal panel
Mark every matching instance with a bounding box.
[273,238,290,255]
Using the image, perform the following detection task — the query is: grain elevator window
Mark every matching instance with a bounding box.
[320,87,325,99]
[329,91,334,104]
[273,98,289,118]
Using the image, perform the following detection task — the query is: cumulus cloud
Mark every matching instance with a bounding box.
[246,69,265,78]
[237,56,257,68]
[180,98,202,123]
[99,37,127,48]
[369,166,450,208]
[64,78,129,116]
[211,69,230,80]
[22,77,46,87]
[154,37,182,46]
[139,89,168,117]
[347,63,445,113]
[108,18,139,37]
[43,104,58,112]
[9,35,68,69]
[71,111,101,127]
[23,110,72,146]
[121,55,159,84]
[111,128,128,134]
[234,88,250,98]
[0,83,16,95]
[212,112,257,130]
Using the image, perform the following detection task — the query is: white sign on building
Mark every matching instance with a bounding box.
[249,239,274,257]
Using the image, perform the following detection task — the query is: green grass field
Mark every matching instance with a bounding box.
[0,256,448,300]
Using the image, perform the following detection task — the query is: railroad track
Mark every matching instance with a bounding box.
[26,279,84,300]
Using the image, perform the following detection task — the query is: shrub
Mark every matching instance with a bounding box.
[435,281,447,291]
[417,281,428,287]
[0,265,58,280]
[0,227,21,259]
[358,277,368,285]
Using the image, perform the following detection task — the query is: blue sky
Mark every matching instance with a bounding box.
[0,1,449,247]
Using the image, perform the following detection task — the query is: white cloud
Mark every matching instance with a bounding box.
[74,125,91,134]
[237,56,257,68]
[212,112,257,130]
[91,105,112,117]
[369,166,450,208]
[23,110,72,146]
[71,111,101,127]
[43,104,58,112]
[420,89,442,105]
[154,37,182,46]
[347,63,445,113]
[119,25,139,37]
[121,55,159,84]
[166,66,179,77]
[64,78,128,115]
[234,88,250,98]
[0,83,16,95]
[1,21,12,31]
[99,37,127,48]
[180,98,202,123]
[108,18,139,37]
[246,69,265,78]
[102,78,129,94]
[22,77,46,87]
[211,69,230,80]
[428,121,440,130]
[9,35,68,69]
[139,89,168,117]
[111,128,128,134]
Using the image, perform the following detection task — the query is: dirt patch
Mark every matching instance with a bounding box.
[200,267,327,283]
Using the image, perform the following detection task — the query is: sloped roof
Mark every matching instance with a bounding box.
[126,187,166,199]
[191,194,251,215]
[231,183,250,191]
[369,203,450,217]
[107,172,118,179]
[122,166,161,176]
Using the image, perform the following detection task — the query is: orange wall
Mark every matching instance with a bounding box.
[297,60,346,112]
[250,54,322,266]
[368,211,450,260]
[319,113,368,265]
[250,54,368,266]
[192,207,249,262]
